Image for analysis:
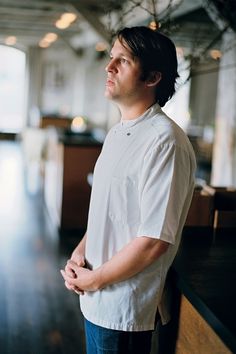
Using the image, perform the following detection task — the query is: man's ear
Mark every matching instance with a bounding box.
[146,71,162,87]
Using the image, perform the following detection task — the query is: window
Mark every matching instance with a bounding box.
[0,45,26,133]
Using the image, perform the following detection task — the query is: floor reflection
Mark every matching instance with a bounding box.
[0,140,85,354]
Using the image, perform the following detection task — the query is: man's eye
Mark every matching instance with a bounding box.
[120,58,128,64]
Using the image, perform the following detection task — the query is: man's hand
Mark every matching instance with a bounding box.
[61,234,87,295]
[61,260,100,293]
[62,253,86,294]
[61,234,169,295]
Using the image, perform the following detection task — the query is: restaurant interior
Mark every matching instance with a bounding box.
[0,0,236,353]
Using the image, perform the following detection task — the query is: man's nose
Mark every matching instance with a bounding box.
[105,59,117,73]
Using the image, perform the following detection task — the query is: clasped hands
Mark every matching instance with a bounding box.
[60,256,100,295]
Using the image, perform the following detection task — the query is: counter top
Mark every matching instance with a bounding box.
[59,131,103,146]
[173,228,236,353]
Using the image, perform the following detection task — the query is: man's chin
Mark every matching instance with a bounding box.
[104,90,113,100]
[104,89,120,102]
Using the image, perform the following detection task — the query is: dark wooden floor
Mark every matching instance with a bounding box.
[0,141,86,354]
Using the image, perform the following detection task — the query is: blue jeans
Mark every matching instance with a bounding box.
[84,319,152,354]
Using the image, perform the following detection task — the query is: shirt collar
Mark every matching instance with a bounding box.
[120,103,161,128]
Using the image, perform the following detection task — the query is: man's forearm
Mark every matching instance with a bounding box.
[62,236,169,292]
[95,236,169,289]
[72,233,87,258]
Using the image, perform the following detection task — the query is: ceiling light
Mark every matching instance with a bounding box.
[38,33,58,48]
[44,33,58,43]
[39,39,50,48]
[210,49,222,60]
[149,21,160,31]
[95,42,108,52]
[61,12,77,23]
[55,19,70,29]
[5,36,17,46]
[71,116,87,133]
[55,12,77,30]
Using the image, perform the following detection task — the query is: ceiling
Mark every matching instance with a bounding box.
[209,0,236,31]
[0,0,113,50]
[0,0,233,55]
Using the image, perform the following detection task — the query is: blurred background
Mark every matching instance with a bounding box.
[0,1,236,353]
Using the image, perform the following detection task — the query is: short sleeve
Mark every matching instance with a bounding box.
[137,143,192,244]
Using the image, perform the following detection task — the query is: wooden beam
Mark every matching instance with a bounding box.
[69,3,110,43]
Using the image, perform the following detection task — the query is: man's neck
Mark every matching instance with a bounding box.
[118,99,156,121]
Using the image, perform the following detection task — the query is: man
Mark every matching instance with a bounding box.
[61,26,196,354]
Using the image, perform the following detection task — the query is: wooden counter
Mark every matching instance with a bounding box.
[169,229,236,354]
[44,131,102,233]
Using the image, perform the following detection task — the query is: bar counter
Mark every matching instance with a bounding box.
[44,130,102,232]
[171,228,236,353]
[59,130,103,147]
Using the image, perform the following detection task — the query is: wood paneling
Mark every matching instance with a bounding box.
[61,144,101,230]
[40,116,72,129]
[185,189,214,227]
[44,140,101,231]
[175,296,232,354]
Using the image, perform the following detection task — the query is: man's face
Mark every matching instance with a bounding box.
[105,38,147,105]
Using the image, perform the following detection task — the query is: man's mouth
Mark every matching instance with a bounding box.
[106,78,115,86]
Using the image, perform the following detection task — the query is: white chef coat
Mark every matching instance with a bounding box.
[80,103,196,331]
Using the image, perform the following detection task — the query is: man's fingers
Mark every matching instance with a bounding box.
[74,285,84,295]
[67,260,82,273]
[60,262,86,295]
[60,269,73,283]
[65,264,76,278]
[71,254,85,267]
[65,281,75,291]
[61,271,83,292]
[65,281,84,294]
[75,289,84,295]
[63,257,86,281]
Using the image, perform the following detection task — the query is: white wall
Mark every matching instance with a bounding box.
[40,45,84,117]
[25,46,43,127]
[189,60,219,127]
[39,44,120,130]
[163,56,191,131]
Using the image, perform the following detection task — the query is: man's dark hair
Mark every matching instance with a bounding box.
[117,26,179,107]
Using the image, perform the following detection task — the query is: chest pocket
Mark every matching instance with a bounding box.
[108,176,140,226]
